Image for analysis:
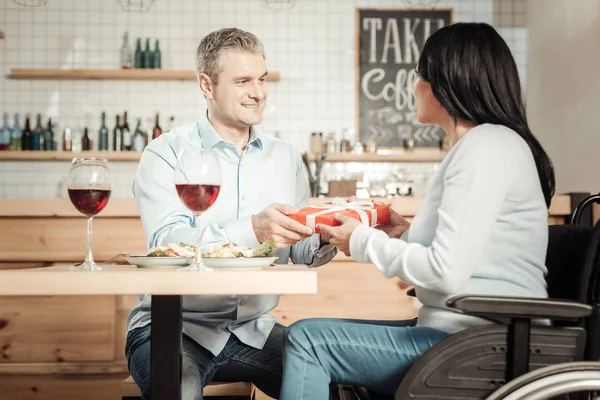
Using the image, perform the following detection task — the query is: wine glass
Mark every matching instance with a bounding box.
[174,149,222,271]
[67,158,112,271]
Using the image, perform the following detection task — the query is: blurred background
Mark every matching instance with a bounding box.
[4,0,596,201]
[1,2,600,399]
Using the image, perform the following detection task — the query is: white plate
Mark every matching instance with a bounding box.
[201,257,278,270]
[124,255,190,269]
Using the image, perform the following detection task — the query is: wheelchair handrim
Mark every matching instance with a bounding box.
[488,370,600,400]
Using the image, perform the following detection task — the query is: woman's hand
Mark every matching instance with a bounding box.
[316,214,362,256]
[375,208,410,239]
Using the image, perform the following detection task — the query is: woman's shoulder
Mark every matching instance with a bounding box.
[462,123,526,149]
[453,124,530,160]
[443,124,534,177]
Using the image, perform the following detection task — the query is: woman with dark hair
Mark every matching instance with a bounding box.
[279,22,555,399]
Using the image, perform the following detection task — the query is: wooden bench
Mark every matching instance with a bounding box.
[122,375,253,399]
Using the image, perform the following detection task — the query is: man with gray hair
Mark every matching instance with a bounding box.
[126,28,337,399]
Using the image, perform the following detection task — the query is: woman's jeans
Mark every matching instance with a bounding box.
[280,318,449,400]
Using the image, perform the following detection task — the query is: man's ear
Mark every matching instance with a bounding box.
[197,73,215,100]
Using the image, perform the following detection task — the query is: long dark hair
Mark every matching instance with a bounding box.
[417,22,555,208]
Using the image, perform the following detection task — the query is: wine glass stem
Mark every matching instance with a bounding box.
[85,217,94,265]
[195,213,203,266]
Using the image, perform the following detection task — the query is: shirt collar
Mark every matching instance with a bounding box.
[198,111,263,151]
[248,125,264,150]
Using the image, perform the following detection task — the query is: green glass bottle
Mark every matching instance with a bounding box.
[43,118,54,151]
[32,113,44,151]
[143,38,152,69]
[153,39,161,69]
[98,112,109,151]
[134,38,143,68]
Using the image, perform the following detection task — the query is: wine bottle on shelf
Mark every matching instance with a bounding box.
[121,111,132,151]
[167,115,175,133]
[113,114,122,152]
[0,113,10,151]
[63,127,72,151]
[143,38,152,69]
[98,112,109,151]
[153,39,161,69]
[152,112,162,140]
[132,119,145,152]
[107,119,113,151]
[9,113,22,151]
[145,117,152,146]
[43,118,54,151]
[134,38,143,69]
[71,127,82,152]
[21,114,33,151]
[120,31,133,69]
[32,113,44,151]
[81,127,91,151]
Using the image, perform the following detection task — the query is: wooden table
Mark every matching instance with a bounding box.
[0,265,317,400]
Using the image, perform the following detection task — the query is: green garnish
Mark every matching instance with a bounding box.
[254,241,275,257]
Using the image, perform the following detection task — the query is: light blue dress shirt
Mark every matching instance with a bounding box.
[127,114,337,356]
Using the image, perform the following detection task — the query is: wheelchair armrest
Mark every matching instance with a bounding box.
[446,295,592,321]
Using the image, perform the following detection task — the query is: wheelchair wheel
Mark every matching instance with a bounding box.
[486,362,600,400]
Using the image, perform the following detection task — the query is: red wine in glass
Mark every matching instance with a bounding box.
[68,157,111,271]
[68,188,112,217]
[175,184,220,212]
[174,149,222,271]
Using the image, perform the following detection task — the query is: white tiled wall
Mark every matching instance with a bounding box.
[0,160,138,198]
[0,0,528,198]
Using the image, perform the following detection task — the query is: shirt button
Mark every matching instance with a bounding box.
[241,195,246,201]
[239,300,246,306]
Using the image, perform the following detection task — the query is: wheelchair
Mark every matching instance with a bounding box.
[392,192,600,399]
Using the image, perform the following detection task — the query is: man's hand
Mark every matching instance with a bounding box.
[251,203,314,248]
[375,208,410,239]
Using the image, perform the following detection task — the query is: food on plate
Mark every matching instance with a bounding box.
[146,242,196,258]
[202,241,275,258]
[145,241,275,259]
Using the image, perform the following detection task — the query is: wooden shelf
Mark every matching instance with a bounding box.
[7,68,281,82]
[0,149,446,163]
[308,149,447,163]
[0,151,141,162]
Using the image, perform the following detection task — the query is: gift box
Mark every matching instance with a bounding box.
[288,198,390,234]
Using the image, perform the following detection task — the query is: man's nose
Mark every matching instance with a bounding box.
[248,81,265,100]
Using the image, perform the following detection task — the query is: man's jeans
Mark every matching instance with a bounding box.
[280,318,449,400]
[125,323,285,400]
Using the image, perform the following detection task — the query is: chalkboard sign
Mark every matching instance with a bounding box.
[357,8,453,147]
